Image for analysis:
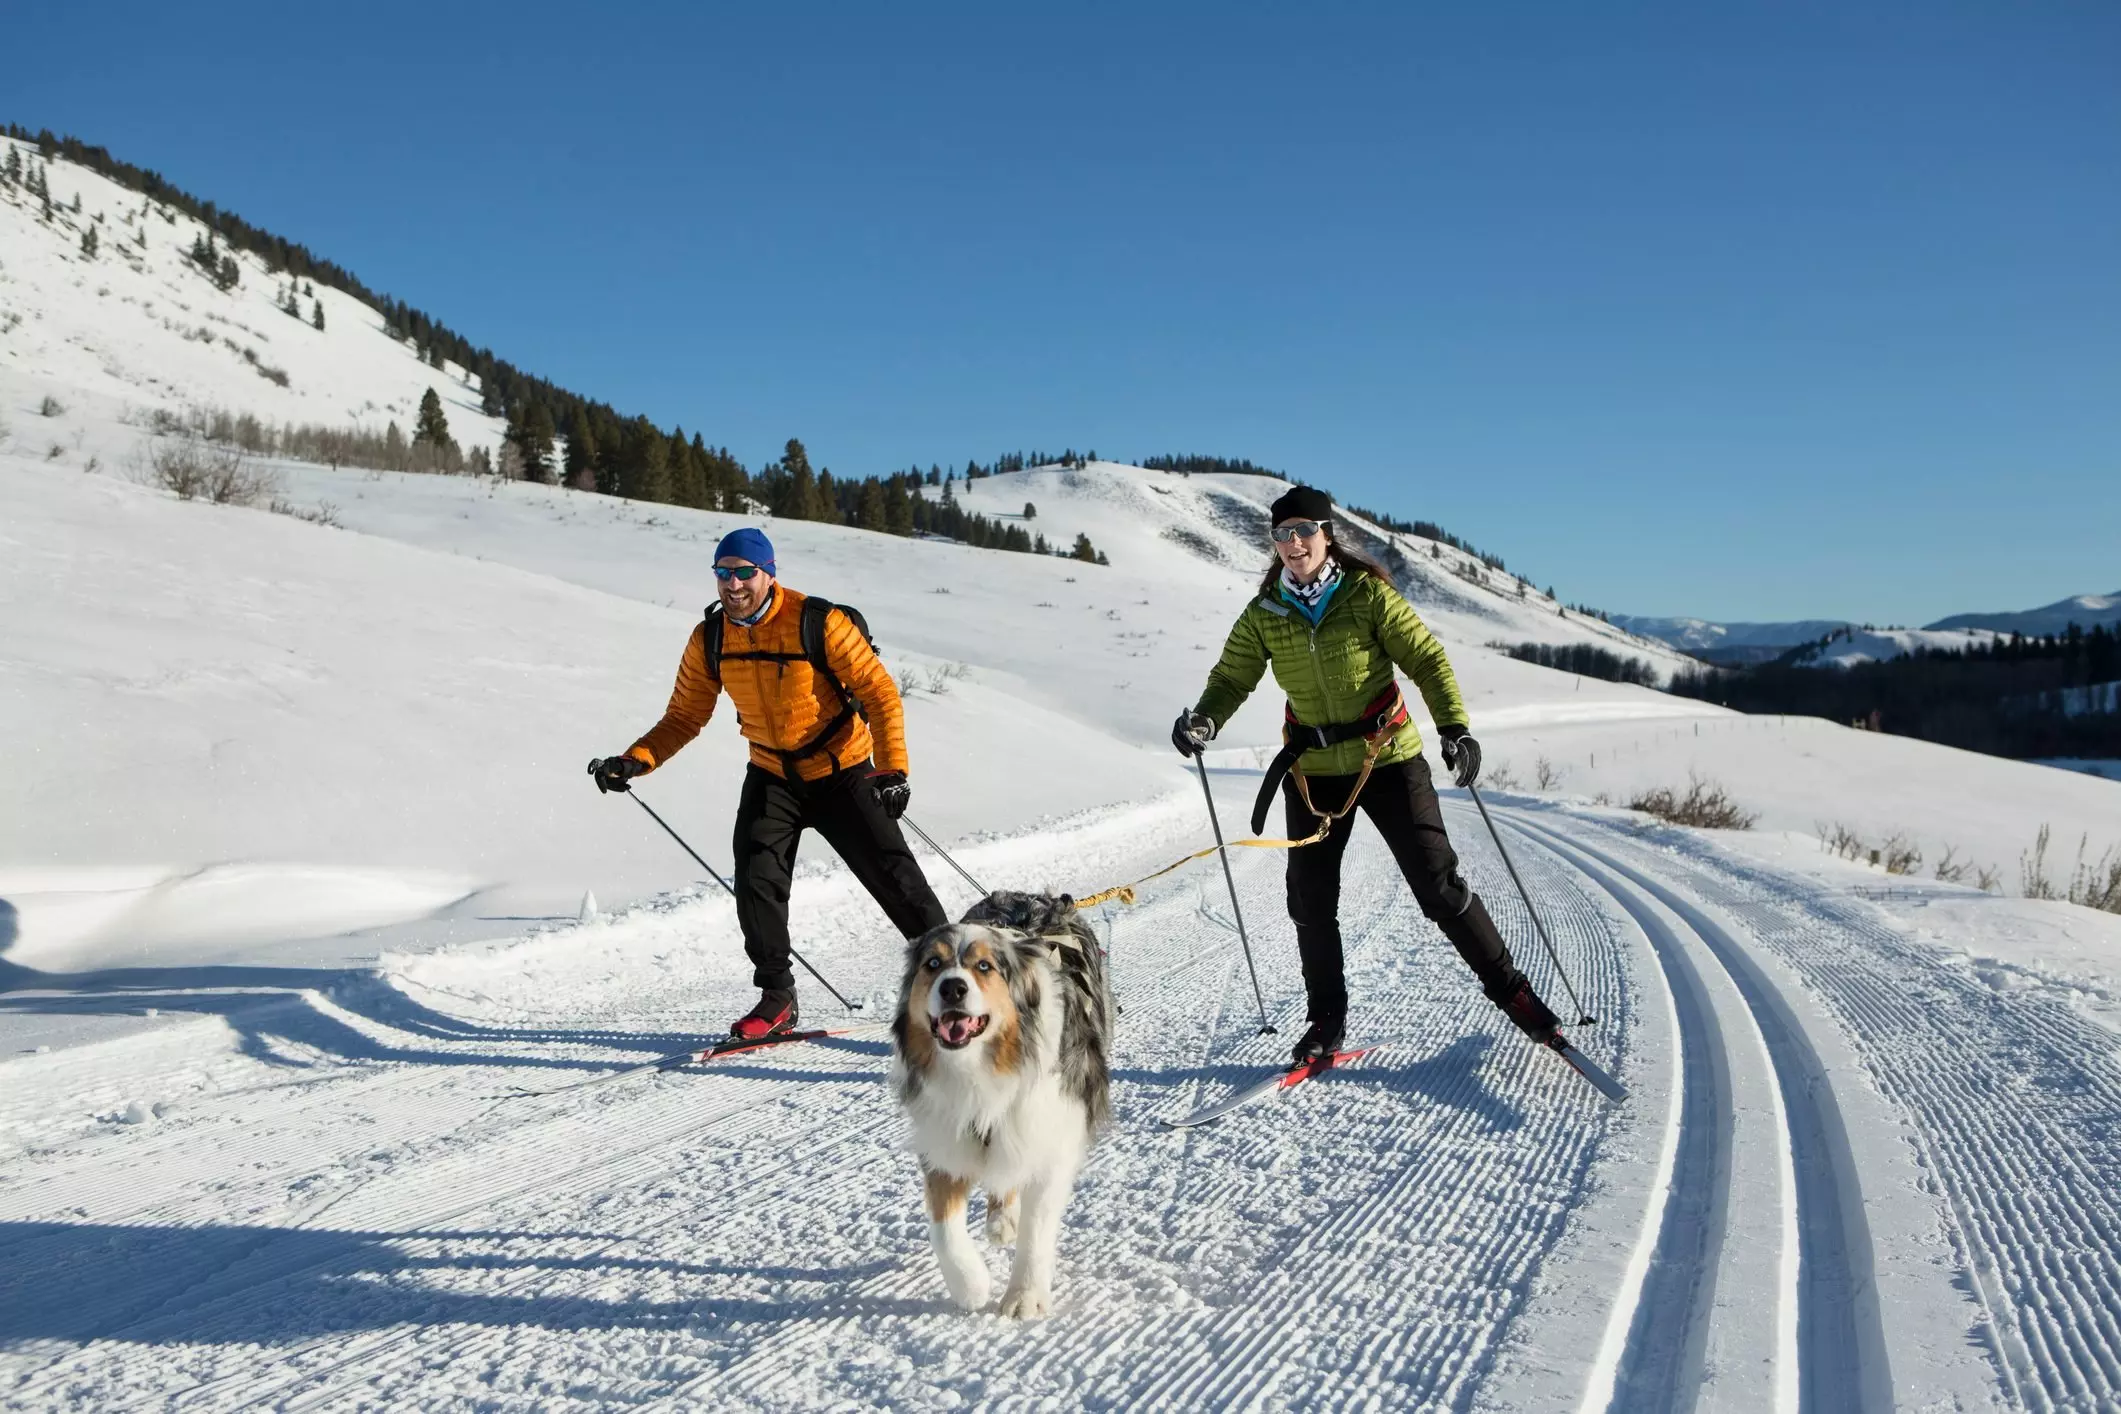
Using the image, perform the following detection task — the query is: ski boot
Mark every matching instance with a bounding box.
[1291,1011,1346,1067]
[730,988,799,1041]
[1495,978,1561,1046]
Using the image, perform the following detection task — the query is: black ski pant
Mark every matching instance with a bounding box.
[732,762,948,993]
[1282,754,1522,1021]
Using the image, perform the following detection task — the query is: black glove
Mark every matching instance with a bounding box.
[1170,709,1214,758]
[588,755,649,794]
[1438,727,1482,789]
[869,769,911,820]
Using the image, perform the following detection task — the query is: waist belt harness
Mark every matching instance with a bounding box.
[1249,683,1409,835]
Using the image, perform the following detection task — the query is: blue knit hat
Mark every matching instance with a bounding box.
[714,527,776,573]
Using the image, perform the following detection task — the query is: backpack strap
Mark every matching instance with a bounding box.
[702,603,725,682]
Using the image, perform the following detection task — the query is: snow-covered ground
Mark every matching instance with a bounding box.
[8,138,2121,1412]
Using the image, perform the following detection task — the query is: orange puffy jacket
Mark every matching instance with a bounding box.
[625,586,909,783]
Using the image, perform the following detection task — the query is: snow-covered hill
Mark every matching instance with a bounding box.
[1785,623,2002,668]
[1610,614,1854,664]
[1928,590,2121,637]
[0,135,504,464]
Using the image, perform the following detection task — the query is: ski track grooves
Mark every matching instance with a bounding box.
[1605,823,2121,1414]
[1511,815,1893,1414]
[1504,823,1735,1413]
[4,799,1642,1412]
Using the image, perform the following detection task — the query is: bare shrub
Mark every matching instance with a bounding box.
[1483,760,1521,792]
[138,433,279,505]
[1533,755,1565,791]
[1879,833,1922,876]
[895,667,920,697]
[925,665,956,696]
[1975,865,2001,894]
[1933,846,1969,884]
[268,497,342,528]
[2069,843,2121,914]
[1629,773,1757,830]
[1823,821,1867,861]
[39,394,64,417]
[2021,825,2059,901]
[47,442,63,460]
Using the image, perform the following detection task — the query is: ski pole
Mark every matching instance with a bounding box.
[901,814,987,897]
[620,786,863,1013]
[1194,754,1276,1036]
[1464,782,1594,1026]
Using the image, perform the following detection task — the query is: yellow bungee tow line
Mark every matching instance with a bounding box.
[1070,735,1388,910]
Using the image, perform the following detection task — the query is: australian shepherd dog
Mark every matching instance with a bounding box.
[890,891,1114,1319]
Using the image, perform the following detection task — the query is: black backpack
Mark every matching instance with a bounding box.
[704,594,877,773]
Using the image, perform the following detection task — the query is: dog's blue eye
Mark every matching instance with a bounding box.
[976,960,992,973]
[924,957,943,971]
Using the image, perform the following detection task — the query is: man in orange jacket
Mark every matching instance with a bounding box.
[589,527,946,1039]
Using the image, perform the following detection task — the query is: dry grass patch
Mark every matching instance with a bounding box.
[1630,773,1757,830]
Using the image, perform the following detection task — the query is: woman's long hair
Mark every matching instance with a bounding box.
[1257,523,1394,596]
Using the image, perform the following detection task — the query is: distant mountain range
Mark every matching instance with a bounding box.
[1615,591,2121,667]
[1928,592,2121,638]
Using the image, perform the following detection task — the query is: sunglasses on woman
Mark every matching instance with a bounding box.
[713,564,768,581]
[1271,520,1328,543]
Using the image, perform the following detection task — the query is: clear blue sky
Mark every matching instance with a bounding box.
[14,2,2118,623]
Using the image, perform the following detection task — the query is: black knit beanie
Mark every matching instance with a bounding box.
[1269,485,1334,526]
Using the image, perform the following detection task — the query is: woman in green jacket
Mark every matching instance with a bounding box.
[1172,486,1563,1065]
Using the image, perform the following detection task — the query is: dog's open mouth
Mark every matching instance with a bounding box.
[931,1011,990,1049]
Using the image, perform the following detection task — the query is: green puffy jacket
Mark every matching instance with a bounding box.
[1192,572,1470,775]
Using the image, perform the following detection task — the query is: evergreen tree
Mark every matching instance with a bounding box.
[615,417,671,501]
[513,401,557,483]
[856,479,889,532]
[79,225,97,258]
[2,146,19,184]
[312,299,325,330]
[414,387,451,447]
[384,420,409,471]
[1072,533,1099,563]
[1023,502,1036,519]
[883,477,914,535]
[773,438,820,520]
[564,423,599,493]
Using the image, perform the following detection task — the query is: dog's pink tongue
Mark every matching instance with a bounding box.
[940,1015,977,1045]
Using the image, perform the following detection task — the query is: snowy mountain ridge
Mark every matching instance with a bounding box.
[1618,589,2120,668]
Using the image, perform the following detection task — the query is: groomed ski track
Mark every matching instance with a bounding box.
[4,781,2116,1410]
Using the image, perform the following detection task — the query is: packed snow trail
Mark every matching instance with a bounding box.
[1523,811,2121,1414]
[2,787,1641,1410]
[4,777,2106,1410]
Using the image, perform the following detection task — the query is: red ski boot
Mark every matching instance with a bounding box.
[730,989,799,1041]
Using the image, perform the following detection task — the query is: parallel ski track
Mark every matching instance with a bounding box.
[1502,821,1737,1413]
[1510,814,1892,1413]
[1572,817,2121,1414]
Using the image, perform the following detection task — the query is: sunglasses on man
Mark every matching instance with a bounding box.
[713,564,768,581]
[1271,520,1329,543]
